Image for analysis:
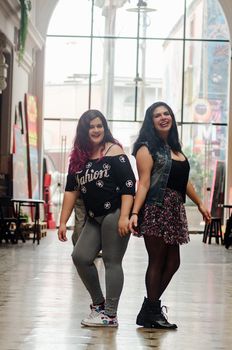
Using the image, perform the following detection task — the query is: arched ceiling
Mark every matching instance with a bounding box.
[35,0,59,38]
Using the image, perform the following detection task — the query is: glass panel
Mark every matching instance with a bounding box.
[97,38,183,123]
[186,0,230,40]
[44,37,90,118]
[148,40,183,122]
[44,120,75,156]
[111,121,141,152]
[183,123,227,229]
[93,0,139,37]
[182,124,227,209]
[45,37,91,85]
[47,0,92,36]
[91,38,137,120]
[44,84,89,119]
[137,0,184,39]
[93,0,184,39]
[44,120,77,225]
[111,121,141,177]
[183,40,230,123]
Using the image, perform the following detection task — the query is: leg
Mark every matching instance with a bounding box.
[72,218,104,305]
[143,236,180,301]
[159,243,180,298]
[72,197,86,246]
[101,209,130,317]
[144,236,168,301]
[136,236,178,329]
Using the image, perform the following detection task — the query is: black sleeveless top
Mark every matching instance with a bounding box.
[166,158,190,202]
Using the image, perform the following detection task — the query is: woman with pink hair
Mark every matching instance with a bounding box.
[58,109,136,327]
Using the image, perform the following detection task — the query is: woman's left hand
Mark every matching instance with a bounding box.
[198,203,211,224]
[118,216,130,237]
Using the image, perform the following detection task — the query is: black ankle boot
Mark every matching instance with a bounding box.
[136,297,177,329]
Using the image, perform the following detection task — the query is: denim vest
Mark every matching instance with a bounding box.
[136,141,172,207]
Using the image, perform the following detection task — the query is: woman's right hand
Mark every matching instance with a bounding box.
[58,223,68,242]
[198,203,211,224]
[129,214,139,235]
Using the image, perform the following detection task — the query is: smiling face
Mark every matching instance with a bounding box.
[152,105,173,139]
[88,117,105,147]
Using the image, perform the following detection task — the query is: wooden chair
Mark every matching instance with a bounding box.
[202,217,223,244]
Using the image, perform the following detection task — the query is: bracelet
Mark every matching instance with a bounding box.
[131,213,138,216]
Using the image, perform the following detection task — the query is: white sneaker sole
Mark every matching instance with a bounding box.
[81,320,118,327]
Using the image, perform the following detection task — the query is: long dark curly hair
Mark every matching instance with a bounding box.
[69,109,119,173]
[133,101,182,155]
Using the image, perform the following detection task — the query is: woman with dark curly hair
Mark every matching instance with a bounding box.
[58,109,136,327]
[129,101,211,329]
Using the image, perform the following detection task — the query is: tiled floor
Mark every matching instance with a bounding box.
[0,230,232,350]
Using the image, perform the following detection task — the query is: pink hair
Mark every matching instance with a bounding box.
[68,147,91,173]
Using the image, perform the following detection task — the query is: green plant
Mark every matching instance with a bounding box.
[18,0,32,61]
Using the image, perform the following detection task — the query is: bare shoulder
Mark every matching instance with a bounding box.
[136,145,152,159]
[106,143,125,156]
[136,145,153,170]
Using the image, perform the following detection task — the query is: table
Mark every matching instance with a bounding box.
[11,198,45,244]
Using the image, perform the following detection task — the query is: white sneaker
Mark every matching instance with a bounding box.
[81,303,105,325]
[81,311,118,327]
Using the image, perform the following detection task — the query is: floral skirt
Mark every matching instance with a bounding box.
[139,188,190,245]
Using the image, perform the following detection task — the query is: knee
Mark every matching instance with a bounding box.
[104,260,121,270]
[170,257,180,275]
[163,255,180,277]
[174,259,180,273]
[72,250,86,269]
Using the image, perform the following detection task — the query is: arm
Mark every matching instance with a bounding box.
[108,145,136,236]
[129,146,154,234]
[186,181,211,223]
[118,194,134,237]
[58,190,79,242]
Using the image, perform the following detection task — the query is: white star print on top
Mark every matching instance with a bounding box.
[104,202,111,209]
[96,180,104,188]
[126,180,133,188]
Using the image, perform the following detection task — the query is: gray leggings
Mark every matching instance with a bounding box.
[72,208,130,317]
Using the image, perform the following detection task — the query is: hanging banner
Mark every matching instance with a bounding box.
[12,104,29,198]
[24,94,39,199]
